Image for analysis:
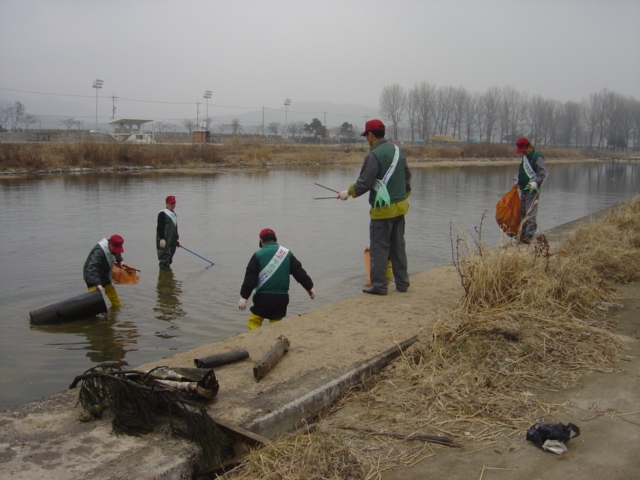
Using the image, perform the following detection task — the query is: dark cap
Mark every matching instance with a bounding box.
[108,234,124,254]
[515,137,531,154]
[166,195,176,204]
[259,228,277,241]
[360,119,385,137]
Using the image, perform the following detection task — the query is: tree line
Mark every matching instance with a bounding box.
[379,84,640,150]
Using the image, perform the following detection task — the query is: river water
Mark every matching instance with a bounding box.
[1,161,638,410]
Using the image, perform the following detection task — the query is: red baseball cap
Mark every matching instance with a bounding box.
[259,228,276,240]
[166,195,176,204]
[360,119,385,137]
[108,234,124,254]
[515,137,530,153]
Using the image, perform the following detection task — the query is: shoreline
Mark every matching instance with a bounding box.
[0,157,618,178]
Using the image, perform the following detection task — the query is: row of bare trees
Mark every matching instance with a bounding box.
[379,84,640,150]
[0,102,41,132]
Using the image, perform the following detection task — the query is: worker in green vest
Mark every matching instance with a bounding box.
[238,228,315,330]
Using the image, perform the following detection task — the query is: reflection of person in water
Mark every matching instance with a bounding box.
[154,269,185,322]
[32,310,139,364]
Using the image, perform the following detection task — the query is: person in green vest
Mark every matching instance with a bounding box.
[338,119,412,295]
[157,195,180,271]
[83,234,124,307]
[515,137,547,244]
[238,228,315,330]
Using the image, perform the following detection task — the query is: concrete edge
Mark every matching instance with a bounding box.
[243,335,417,439]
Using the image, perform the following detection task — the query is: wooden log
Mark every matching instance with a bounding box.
[253,335,290,382]
[194,348,249,368]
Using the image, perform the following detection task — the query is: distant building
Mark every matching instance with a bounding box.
[108,119,154,143]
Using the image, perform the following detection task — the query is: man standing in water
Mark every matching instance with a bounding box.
[83,234,124,307]
[238,228,315,330]
[515,137,547,244]
[157,195,180,271]
[338,119,411,295]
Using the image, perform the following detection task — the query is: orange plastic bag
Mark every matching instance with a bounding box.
[112,263,140,285]
[495,184,521,237]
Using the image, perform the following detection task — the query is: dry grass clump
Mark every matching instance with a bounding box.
[223,427,437,480]
[562,195,640,283]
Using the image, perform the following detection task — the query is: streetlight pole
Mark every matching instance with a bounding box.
[203,90,212,134]
[92,79,103,131]
[284,98,291,138]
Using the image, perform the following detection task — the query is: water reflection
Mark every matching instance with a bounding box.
[30,310,140,364]
[153,270,185,340]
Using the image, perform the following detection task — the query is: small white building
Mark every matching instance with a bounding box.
[108,118,154,143]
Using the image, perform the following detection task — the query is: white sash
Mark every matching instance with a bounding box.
[255,245,289,292]
[373,145,400,193]
[522,155,535,183]
[162,209,177,225]
[98,238,116,280]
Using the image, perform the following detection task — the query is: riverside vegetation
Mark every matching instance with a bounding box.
[0,139,625,173]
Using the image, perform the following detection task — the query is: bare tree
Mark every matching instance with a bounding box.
[479,87,500,142]
[153,121,171,134]
[230,118,243,135]
[499,86,528,143]
[405,87,421,141]
[379,84,406,140]
[22,114,39,131]
[462,92,480,141]
[8,101,25,131]
[414,81,437,141]
[287,121,304,139]
[217,123,231,134]
[181,118,196,134]
[60,117,79,131]
[450,86,469,140]
[267,122,281,137]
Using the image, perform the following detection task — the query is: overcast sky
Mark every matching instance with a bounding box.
[1,0,639,128]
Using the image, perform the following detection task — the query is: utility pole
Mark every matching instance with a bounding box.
[111,93,118,119]
[283,98,291,138]
[203,90,212,128]
[92,79,103,131]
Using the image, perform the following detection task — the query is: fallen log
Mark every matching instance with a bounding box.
[194,348,249,368]
[253,335,289,382]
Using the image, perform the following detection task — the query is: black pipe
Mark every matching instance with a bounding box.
[29,290,108,325]
[194,348,249,368]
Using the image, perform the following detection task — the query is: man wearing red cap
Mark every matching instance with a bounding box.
[238,228,315,330]
[83,235,124,307]
[338,119,412,295]
[514,137,547,244]
[157,195,180,271]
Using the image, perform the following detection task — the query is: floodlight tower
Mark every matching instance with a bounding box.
[204,90,212,128]
[284,98,291,138]
[92,79,103,131]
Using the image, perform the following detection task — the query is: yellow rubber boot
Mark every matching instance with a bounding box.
[269,318,282,325]
[386,260,392,282]
[87,286,98,292]
[248,312,265,330]
[104,284,122,307]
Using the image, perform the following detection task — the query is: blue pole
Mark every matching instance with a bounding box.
[179,245,215,265]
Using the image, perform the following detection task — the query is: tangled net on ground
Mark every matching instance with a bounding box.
[70,363,232,469]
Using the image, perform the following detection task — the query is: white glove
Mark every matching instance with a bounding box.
[159,239,166,248]
[338,190,350,201]
[308,289,315,300]
[238,298,247,310]
[526,181,538,192]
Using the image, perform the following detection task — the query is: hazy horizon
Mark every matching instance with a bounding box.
[1,0,639,130]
